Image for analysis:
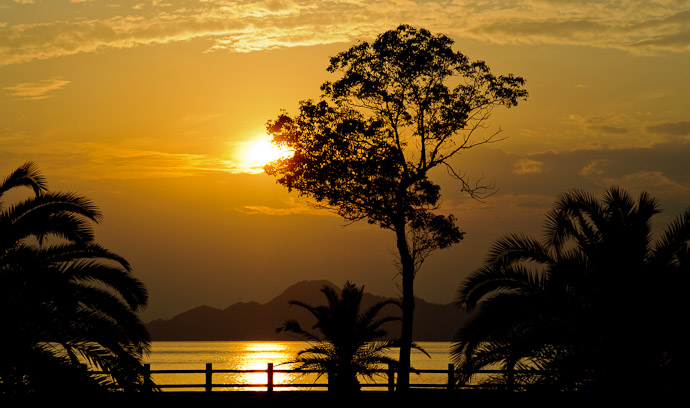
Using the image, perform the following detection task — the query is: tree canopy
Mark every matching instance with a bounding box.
[452,187,689,391]
[277,281,401,391]
[0,162,151,393]
[266,24,527,389]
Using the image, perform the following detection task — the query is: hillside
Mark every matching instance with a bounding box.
[146,280,465,341]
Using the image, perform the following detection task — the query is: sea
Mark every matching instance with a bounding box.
[145,341,454,391]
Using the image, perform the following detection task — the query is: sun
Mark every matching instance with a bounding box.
[244,135,293,169]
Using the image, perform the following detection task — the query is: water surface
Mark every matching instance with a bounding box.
[145,341,453,391]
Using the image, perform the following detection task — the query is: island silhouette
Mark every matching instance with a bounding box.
[146,280,465,342]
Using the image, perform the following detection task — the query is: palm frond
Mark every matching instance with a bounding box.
[60,259,148,311]
[457,263,544,310]
[486,233,551,266]
[2,192,102,246]
[0,161,47,199]
[277,281,399,390]
[0,163,149,393]
[652,207,690,268]
[452,186,682,391]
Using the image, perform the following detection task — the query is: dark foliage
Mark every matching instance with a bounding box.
[0,162,152,394]
[266,24,527,389]
[277,282,404,391]
[452,187,689,392]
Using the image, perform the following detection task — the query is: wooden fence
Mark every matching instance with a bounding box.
[140,363,544,392]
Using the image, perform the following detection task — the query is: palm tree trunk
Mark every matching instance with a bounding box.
[395,222,415,392]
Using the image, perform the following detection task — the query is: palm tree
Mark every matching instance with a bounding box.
[0,162,151,393]
[277,281,405,391]
[452,187,688,391]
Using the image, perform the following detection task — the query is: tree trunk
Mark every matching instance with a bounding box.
[394,221,415,391]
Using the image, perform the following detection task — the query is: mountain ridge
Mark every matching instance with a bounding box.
[146,280,465,341]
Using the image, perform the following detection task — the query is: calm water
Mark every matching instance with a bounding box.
[145,341,454,391]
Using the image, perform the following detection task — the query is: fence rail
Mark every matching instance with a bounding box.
[138,363,547,392]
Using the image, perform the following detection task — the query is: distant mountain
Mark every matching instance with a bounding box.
[146,280,466,341]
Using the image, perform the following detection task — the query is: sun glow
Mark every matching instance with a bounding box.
[225,135,293,174]
[235,342,304,391]
[244,136,293,170]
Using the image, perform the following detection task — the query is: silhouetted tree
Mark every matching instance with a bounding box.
[266,24,527,390]
[0,162,151,393]
[277,282,403,391]
[452,187,689,391]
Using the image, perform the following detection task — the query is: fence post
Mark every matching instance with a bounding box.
[267,363,274,392]
[387,362,395,392]
[143,363,151,392]
[205,363,213,392]
[447,363,454,390]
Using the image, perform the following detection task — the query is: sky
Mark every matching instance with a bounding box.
[2,0,690,322]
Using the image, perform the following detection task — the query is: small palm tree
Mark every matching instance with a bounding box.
[452,187,688,391]
[0,162,151,393]
[277,281,403,391]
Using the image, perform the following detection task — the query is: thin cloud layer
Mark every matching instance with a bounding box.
[2,0,689,67]
[506,142,690,210]
[3,78,71,100]
[239,204,327,216]
[513,158,545,175]
[646,121,690,136]
[0,134,233,180]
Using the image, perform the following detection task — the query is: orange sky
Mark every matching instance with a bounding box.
[2,0,690,321]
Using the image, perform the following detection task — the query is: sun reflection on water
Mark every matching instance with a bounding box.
[146,341,327,391]
[146,341,449,391]
[233,342,299,391]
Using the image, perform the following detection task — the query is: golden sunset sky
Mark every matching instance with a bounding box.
[2,0,690,321]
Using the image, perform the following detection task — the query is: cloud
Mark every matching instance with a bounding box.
[617,170,690,191]
[565,114,631,135]
[442,142,690,214]
[0,128,281,179]
[221,160,265,175]
[513,158,546,175]
[629,10,690,53]
[3,78,71,100]
[1,0,689,67]
[0,134,237,180]
[579,159,609,177]
[646,121,690,136]
[560,113,684,149]
[452,2,690,54]
[238,204,327,216]
[592,125,628,134]
[502,142,690,206]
